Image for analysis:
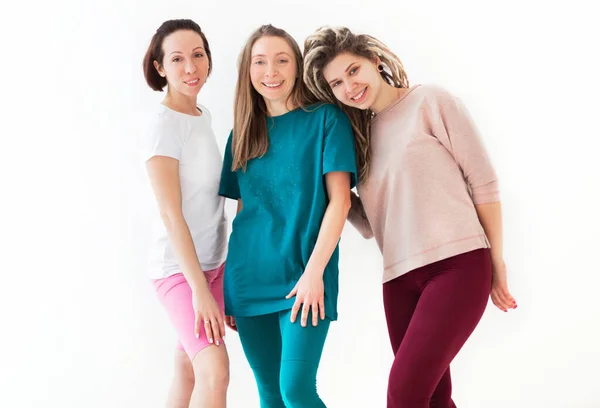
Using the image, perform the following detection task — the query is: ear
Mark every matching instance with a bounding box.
[372,55,382,67]
[153,60,166,78]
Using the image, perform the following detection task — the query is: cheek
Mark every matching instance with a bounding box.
[164,65,181,84]
[250,65,263,82]
[332,87,346,102]
[284,65,297,79]
[199,58,210,73]
[285,75,296,89]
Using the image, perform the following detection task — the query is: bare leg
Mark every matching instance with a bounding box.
[189,344,229,408]
[166,349,195,408]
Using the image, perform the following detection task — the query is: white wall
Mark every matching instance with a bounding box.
[2,0,599,407]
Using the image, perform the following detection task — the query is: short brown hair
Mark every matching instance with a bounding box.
[143,19,213,92]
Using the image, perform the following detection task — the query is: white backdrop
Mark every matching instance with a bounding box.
[2,0,599,407]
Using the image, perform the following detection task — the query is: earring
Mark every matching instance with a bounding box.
[378,64,384,72]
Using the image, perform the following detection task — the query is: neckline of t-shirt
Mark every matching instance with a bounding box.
[161,103,205,119]
[372,84,421,123]
[267,106,303,120]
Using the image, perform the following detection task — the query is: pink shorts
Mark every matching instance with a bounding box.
[153,263,225,360]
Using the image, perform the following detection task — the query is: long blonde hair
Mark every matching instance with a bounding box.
[232,24,318,171]
[303,26,409,183]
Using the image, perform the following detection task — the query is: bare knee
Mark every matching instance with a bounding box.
[192,347,229,392]
[173,349,195,385]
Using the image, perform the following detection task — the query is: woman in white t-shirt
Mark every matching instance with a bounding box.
[142,19,229,407]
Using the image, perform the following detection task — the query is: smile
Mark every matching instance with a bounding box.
[350,87,367,101]
[263,81,284,88]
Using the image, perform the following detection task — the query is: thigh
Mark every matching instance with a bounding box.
[383,273,420,354]
[235,313,283,369]
[278,309,330,364]
[207,263,225,314]
[154,273,214,360]
[391,249,492,397]
[236,313,286,407]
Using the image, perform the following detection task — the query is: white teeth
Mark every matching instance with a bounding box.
[186,79,199,84]
[263,82,283,88]
[351,88,366,101]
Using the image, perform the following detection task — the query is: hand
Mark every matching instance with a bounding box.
[285,269,325,327]
[192,285,225,345]
[490,260,517,312]
[225,315,237,332]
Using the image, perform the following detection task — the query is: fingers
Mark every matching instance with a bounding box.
[211,316,225,346]
[204,319,214,344]
[491,288,517,312]
[195,312,202,338]
[501,289,517,309]
[491,291,507,312]
[319,298,325,320]
[290,300,301,323]
[311,303,318,327]
[285,284,298,300]
[225,316,238,332]
[301,302,310,327]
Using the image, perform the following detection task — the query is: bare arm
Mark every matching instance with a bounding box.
[474,201,503,264]
[475,201,517,312]
[305,172,352,276]
[146,156,208,290]
[347,191,374,239]
[146,156,225,342]
[287,171,352,326]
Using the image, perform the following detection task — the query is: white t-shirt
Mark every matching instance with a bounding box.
[144,104,228,279]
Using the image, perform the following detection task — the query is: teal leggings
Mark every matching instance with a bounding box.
[235,309,331,408]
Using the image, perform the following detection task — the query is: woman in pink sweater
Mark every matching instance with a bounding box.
[303,27,517,408]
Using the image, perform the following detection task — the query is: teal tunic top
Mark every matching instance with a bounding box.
[218,104,357,320]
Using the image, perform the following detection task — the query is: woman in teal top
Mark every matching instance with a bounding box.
[219,25,357,407]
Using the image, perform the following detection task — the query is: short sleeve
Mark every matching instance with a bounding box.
[144,115,186,162]
[322,106,358,189]
[218,131,241,200]
[198,104,212,124]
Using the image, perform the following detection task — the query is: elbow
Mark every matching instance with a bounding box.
[363,229,374,240]
[159,208,184,230]
[342,195,352,216]
[331,193,352,217]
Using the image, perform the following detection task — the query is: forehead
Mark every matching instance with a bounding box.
[251,36,295,57]
[162,30,205,53]
[324,52,362,79]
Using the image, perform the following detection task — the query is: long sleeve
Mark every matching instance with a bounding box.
[433,93,500,204]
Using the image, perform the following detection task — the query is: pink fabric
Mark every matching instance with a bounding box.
[153,263,225,360]
[348,84,500,283]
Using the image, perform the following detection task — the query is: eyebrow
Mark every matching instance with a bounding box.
[328,62,357,85]
[252,52,292,58]
[169,47,205,56]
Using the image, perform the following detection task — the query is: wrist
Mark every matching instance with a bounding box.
[191,279,209,294]
[491,257,505,268]
[305,263,325,278]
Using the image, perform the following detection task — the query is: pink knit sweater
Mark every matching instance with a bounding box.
[348,84,500,283]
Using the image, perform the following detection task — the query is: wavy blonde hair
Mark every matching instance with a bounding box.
[232,24,318,171]
[303,26,409,183]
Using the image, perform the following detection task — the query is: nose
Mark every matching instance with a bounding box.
[185,59,197,75]
[265,62,278,78]
[345,79,358,96]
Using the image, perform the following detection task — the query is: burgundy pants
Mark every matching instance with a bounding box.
[383,249,492,408]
